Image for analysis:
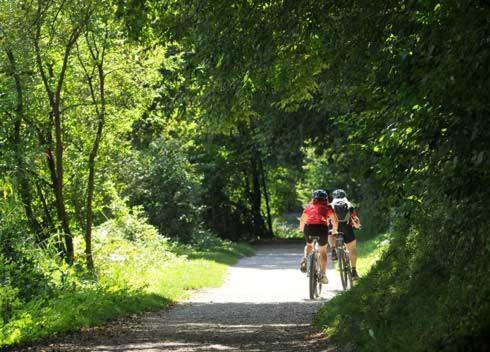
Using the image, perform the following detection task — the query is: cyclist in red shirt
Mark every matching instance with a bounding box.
[299,189,338,284]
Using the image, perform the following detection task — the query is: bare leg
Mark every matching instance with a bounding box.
[304,243,313,258]
[319,244,328,274]
[328,234,336,251]
[346,240,357,269]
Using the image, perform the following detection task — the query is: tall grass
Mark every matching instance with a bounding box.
[356,233,391,276]
[315,229,489,351]
[314,233,391,341]
[0,232,253,348]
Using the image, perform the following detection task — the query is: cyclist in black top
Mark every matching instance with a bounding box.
[330,189,361,280]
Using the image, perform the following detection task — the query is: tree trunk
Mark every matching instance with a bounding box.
[84,75,105,271]
[37,131,68,256]
[85,149,97,271]
[6,49,45,243]
[81,29,108,271]
[250,155,266,238]
[52,97,74,263]
[258,155,274,238]
[33,7,83,263]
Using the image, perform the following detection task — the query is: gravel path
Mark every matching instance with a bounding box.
[21,243,342,352]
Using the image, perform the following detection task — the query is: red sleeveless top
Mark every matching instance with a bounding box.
[302,201,334,226]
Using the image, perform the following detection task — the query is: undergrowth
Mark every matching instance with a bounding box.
[0,213,254,348]
[315,228,490,352]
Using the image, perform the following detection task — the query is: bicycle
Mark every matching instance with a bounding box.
[335,232,353,290]
[306,236,322,299]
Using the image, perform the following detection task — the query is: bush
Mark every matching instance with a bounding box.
[123,138,201,242]
[97,205,159,243]
[272,216,303,238]
[316,214,490,352]
[0,200,51,300]
[190,228,228,249]
[0,281,20,325]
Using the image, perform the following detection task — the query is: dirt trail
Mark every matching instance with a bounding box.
[21,243,342,352]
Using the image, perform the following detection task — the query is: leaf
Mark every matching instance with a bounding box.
[369,328,375,339]
[475,151,484,165]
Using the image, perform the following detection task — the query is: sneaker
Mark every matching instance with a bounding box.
[300,257,307,273]
[331,249,338,261]
[352,269,359,280]
[319,273,329,284]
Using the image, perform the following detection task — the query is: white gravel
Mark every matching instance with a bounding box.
[191,243,342,304]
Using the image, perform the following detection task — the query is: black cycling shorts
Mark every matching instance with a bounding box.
[304,224,329,246]
[338,223,356,244]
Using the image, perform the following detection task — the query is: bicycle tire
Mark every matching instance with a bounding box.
[309,254,318,299]
[344,253,353,289]
[315,252,322,297]
[338,249,347,290]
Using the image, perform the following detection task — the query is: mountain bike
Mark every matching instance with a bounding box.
[336,232,353,290]
[306,236,322,299]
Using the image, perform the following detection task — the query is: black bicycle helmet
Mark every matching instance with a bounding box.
[312,189,328,201]
[332,189,347,199]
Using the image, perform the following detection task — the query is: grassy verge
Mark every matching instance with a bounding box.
[315,229,489,351]
[355,233,391,277]
[314,233,391,341]
[0,238,254,348]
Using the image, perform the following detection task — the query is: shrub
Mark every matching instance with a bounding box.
[190,227,228,249]
[0,200,51,300]
[97,205,159,243]
[272,216,303,238]
[123,138,201,242]
[0,284,20,326]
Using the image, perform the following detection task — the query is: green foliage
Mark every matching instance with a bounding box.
[355,233,391,277]
[1,0,489,350]
[0,214,253,348]
[97,205,159,243]
[271,215,303,239]
[0,282,20,326]
[297,145,389,239]
[316,226,489,351]
[0,200,52,301]
[135,0,489,349]
[190,227,230,249]
[267,167,299,216]
[123,137,201,242]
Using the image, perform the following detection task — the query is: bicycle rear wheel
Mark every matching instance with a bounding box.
[338,249,347,290]
[308,254,319,299]
[315,252,322,297]
[344,254,353,289]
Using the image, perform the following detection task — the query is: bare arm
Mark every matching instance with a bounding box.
[329,214,338,234]
[351,209,361,229]
[299,213,306,232]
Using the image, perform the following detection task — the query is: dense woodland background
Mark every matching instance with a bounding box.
[0,0,488,350]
